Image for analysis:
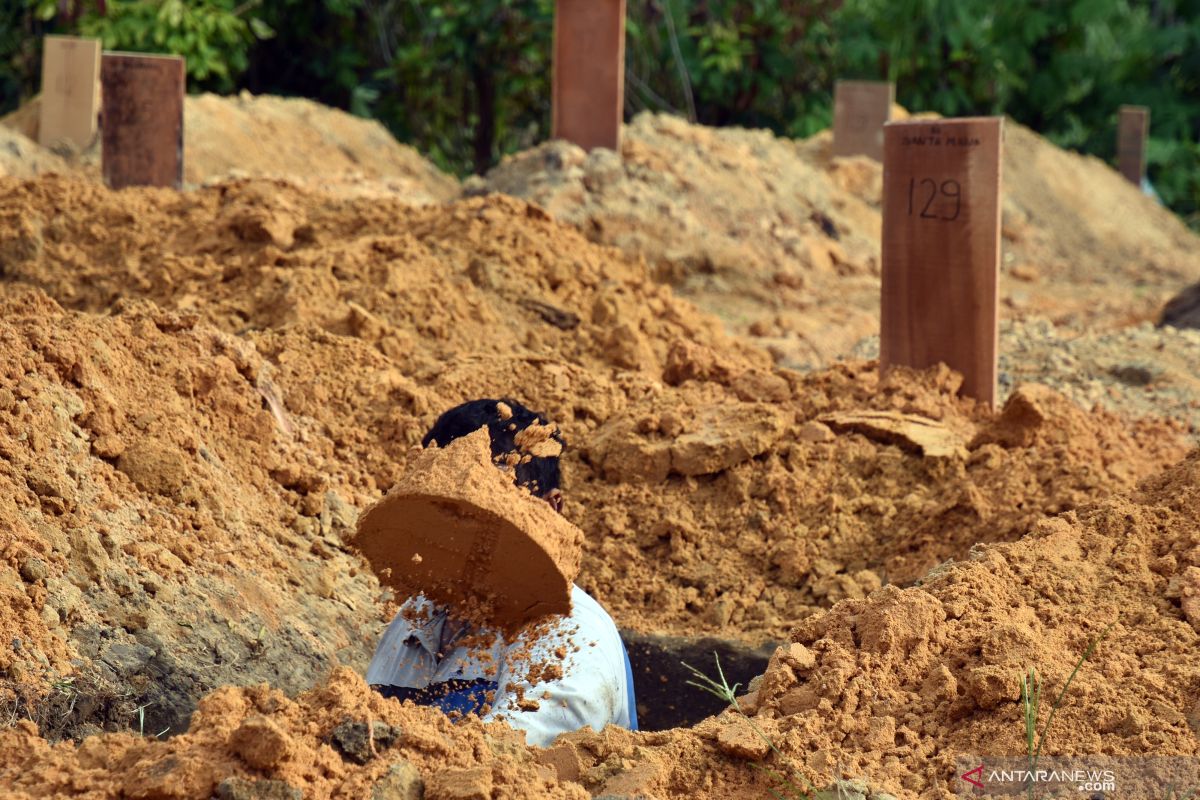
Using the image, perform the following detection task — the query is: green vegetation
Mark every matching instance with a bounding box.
[683,655,817,800]
[2,1,1198,224]
[1018,625,1110,800]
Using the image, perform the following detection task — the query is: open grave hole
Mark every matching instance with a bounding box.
[620,631,778,730]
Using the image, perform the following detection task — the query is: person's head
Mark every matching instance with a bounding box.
[422,399,565,513]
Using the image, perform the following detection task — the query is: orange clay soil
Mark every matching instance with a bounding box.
[0,92,459,203]
[354,428,583,632]
[483,112,1200,368]
[1,454,1197,800]
[0,175,1191,664]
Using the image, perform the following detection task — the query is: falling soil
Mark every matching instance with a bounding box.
[353,428,583,632]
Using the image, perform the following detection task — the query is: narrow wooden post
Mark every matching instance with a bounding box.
[38,35,102,150]
[1117,105,1149,186]
[880,118,1004,408]
[552,0,626,152]
[832,79,894,161]
[100,52,185,189]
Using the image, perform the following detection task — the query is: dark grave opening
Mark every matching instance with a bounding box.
[621,630,778,730]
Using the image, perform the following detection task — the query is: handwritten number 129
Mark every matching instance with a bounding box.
[907,178,962,221]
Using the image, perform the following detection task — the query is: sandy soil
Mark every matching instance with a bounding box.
[482,112,1200,369]
[1,92,459,203]
[0,97,1196,799]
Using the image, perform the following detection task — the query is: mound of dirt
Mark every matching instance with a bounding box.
[0,153,1196,797]
[0,93,458,202]
[0,286,384,740]
[730,449,1200,797]
[481,112,1200,369]
[0,124,70,178]
[183,93,458,202]
[853,316,1200,437]
[2,456,1197,800]
[0,174,1189,662]
[0,666,587,800]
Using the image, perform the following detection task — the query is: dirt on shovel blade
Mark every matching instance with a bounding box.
[353,427,582,633]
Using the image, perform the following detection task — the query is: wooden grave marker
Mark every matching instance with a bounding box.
[100,52,185,189]
[39,35,102,151]
[832,79,894,161]
[552,0,626,152]
[880,117,1003,408]
[1117,105,1149,186]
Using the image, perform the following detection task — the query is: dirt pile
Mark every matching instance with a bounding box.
[481,112,1200,368]
[1,174,1190,656]
[0,665,586,800]
[0,123,70,178]
[0,285,385,740]
[0,150,1196,795]
[0,93,458,202]
[3,455,1197,799]
[727,448,1200,797]
[852,316,1200,437]
[183,93,458,202]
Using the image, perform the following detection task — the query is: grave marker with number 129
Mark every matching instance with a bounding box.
[880,117,1004,408]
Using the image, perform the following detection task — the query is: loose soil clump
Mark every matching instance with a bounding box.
[354,428,583,632]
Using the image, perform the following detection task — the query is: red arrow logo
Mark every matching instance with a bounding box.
[961,765,984,789]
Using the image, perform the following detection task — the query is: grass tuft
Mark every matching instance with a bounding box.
[1018,624,1112,800]
[683,653,818,800]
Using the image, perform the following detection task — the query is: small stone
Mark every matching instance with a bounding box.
[229,715,294,770]
[216,777,302,800]
[371,760,424,800]
[19,557,48,584]
[330,718,401,765]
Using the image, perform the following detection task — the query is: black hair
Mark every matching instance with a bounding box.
[422,399,564,502]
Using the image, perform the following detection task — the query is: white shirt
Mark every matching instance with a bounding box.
[366,584,632,747]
